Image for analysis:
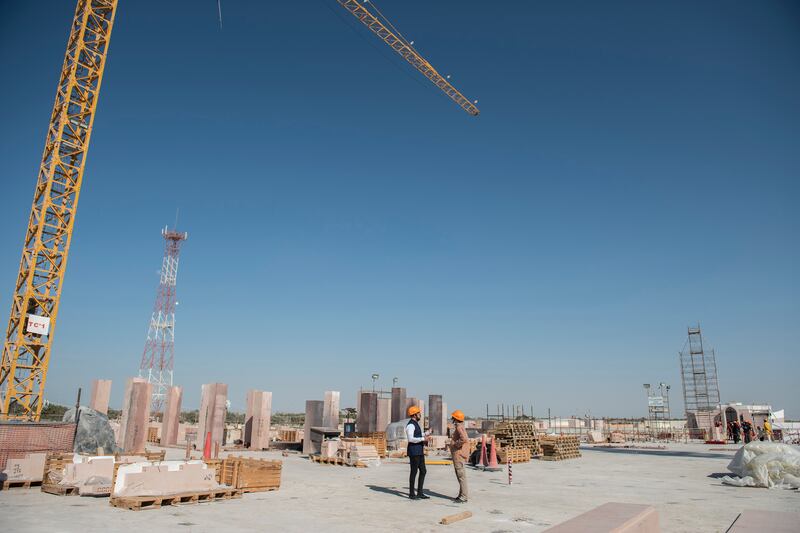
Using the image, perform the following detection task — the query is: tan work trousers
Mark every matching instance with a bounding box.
[453,459,468,500]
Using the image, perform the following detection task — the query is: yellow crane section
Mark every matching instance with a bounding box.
[336,0,480,116]
[0,0,118,420]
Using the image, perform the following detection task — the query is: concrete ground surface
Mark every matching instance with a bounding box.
[0,443,797,532]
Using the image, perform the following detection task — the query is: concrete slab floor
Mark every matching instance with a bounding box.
[0,443,797,532]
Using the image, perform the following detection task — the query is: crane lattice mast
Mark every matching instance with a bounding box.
[0,0,118,421]
[139,227,188,414]
[336,0,480,116]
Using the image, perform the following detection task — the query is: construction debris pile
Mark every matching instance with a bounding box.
[722,441,800,489]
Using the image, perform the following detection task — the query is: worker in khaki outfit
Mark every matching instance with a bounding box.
[449,409,470,503]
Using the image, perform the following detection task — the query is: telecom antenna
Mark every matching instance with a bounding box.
[139,226,188,413]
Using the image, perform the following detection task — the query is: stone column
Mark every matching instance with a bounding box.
[198,383,228,450]
[323,391,340,429]
[161,385,183,446]
[245,390,272,450]
[303,400,324,455]
[357,391,378,433]
[376,398,391,433]
[89,379,112,414]
[118,377,152,452]
[391,387,407,422]
[428,394,443,435]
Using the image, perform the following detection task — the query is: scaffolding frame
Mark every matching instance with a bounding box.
[679,325,721,439]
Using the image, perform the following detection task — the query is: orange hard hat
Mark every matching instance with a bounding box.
[407,405,421,416]
[451,409,465,422]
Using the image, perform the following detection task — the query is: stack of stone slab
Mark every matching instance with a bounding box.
[1,452,47,489]
[348,445,380,467]
[41,451,166,496]
[349,432,387,457]
[110,460,239,510]
[540,435,581,461]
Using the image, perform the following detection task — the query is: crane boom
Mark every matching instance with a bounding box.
[336,0,479,116]
[0,0,118,420]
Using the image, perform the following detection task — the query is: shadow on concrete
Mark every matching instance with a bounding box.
[366,485,452,500]
[583,447,735,460]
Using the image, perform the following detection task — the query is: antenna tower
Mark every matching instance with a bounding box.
[139,226,188,413]
[679,325,720,439]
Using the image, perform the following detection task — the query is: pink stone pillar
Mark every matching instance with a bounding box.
[323,391,340,429]
[245,390,272,450]
[376,398,391,433]
[161,386,183,446]
[198,383,228,450]
[89,379,112,415]
[118,377,152,452]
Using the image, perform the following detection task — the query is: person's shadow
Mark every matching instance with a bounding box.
[366,485,452,500]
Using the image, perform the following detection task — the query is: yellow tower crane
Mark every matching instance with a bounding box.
[336,0,480,116]
[1,0,476,420]
[0,0,118,420]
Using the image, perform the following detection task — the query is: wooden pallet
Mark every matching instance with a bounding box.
[41,483,80,495]
[309,454,366,468]
[220,456,281,492]
[109,487,242,511]
[498,446,531,463]
[348,432,388,458]
[1,479,42,490]
[539,453,582,461]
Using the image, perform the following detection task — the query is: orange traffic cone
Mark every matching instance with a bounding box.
[203,431,212,460]
[480,434,489,466]
[485,435,501,471]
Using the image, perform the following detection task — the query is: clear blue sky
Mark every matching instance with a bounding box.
[1,1,797,418]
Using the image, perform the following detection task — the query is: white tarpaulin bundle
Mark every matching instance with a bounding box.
[722,441,800,489]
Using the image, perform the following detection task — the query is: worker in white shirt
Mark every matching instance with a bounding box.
[406,405,430,499]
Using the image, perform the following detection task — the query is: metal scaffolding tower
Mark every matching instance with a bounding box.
[643,382,672,439]
[139,226,187,414]
[679,325,720,439]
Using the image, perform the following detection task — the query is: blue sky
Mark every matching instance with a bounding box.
[1,1,797,417]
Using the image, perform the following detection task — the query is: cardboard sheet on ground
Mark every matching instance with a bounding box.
[721,441,800,489]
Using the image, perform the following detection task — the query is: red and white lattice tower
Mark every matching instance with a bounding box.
[139,226,188,413]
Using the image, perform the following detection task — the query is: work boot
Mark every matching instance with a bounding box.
[409,492,418,500]
[453,497,467,503]
[417,493,430,499]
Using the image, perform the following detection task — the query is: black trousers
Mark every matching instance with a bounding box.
[409,455,426,495]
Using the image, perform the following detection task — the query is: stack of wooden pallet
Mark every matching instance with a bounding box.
[220,456,281,492]
[497,446,531,464]
[349,432,387,458]
[490,421,542,457]
[539,435,581,461]
[277,428,300,442]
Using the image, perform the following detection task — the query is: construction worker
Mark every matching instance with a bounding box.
[764,418,773,442]
[449,409,470,503]
[406,405,429,500]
